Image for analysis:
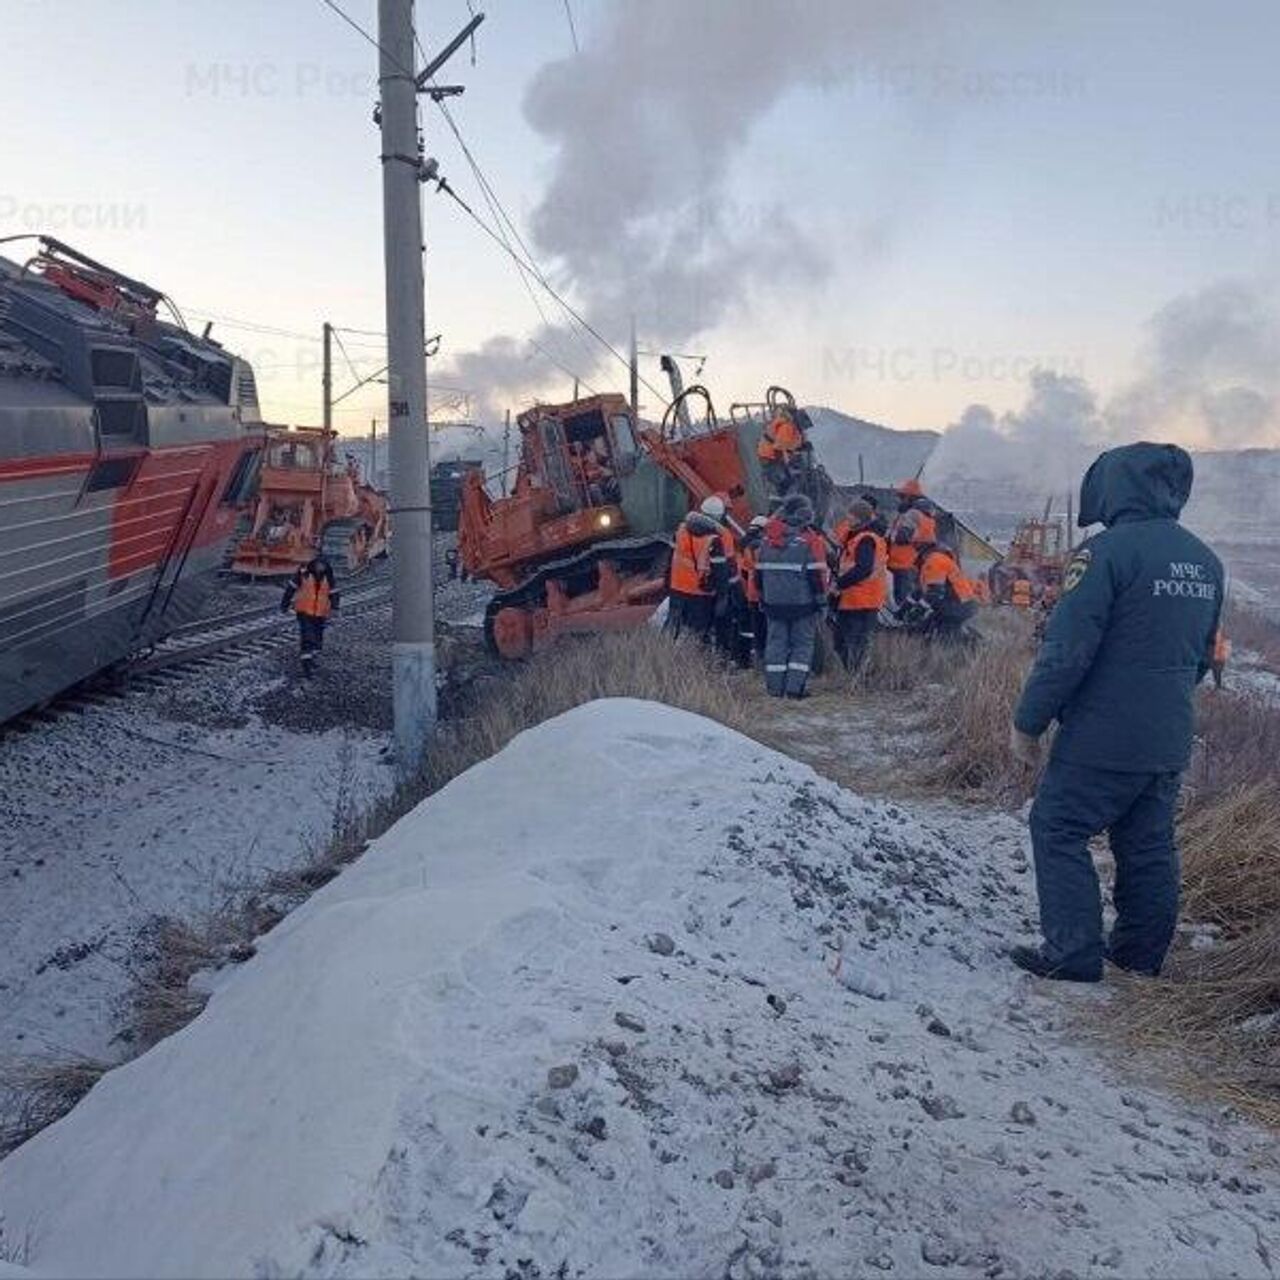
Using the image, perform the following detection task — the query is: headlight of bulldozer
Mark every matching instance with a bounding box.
[597,512,613,528]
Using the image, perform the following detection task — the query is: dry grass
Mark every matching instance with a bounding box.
[851,627,965,694]
[0,1053,108,1158]
[922,633,1037,803]
[1179,781,1280,937]
[1110,658,1280,1121]
[1119,923,1280,1127]
[421,629,750,794]
[1187,689,1280,801]
[1225,602,1280,673]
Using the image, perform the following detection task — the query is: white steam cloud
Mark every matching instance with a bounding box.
[443,0,942,416]
[925,280,1280,502]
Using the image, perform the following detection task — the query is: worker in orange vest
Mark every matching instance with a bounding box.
[738,514,769,661]
[1011,576,1033,609]
[756,406,807,495]
[698,494,754,668]
[281,554,339,673]
[916,541,977,642]
[887,478,936,608]
[832,498,887,671]
[666,508,725,641]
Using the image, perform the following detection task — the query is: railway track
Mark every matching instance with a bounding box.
[2,553,487,732]
[128,576,393,677]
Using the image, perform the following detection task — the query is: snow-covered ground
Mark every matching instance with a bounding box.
[2,699,1277,1278]
[0,664,394,1068]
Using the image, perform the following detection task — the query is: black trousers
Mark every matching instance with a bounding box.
[298,614,327,656]
[835,609,877,671]
[666,591,714,641]
[890,567,917,607]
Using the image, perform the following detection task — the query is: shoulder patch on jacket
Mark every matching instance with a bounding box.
[1062,548,1092,593]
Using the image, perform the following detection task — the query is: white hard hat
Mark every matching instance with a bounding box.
[700,494,727,520]
[749,514,769,528]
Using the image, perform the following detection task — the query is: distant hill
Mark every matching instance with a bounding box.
[802,406,939,487]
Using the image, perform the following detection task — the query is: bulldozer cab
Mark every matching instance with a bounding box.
[266,435,322,471]
[520,395,635,514]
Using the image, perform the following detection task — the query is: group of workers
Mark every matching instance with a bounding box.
[667,470,979,699]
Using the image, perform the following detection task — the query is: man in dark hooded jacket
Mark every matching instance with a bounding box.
[1009,443,1223,982]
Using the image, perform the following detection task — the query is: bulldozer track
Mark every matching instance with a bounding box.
[482,534,672,655]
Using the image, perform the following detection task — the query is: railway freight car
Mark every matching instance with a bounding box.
[0,237,261,722]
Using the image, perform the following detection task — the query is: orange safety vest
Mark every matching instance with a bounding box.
[912,510,937,545]
[919,547,974,602]
[886,512,917,571]
[1011,578,1032,608]
[756,414,804,463]
[836,528,888,611]
[670,523,715,596]
[294,573,332,618]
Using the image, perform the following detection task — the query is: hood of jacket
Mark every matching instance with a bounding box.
[1077,441,1193,528]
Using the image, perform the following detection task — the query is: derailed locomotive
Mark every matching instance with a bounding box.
[0,237,261,722]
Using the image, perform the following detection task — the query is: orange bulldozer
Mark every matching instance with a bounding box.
[458,381,832,658]
[230,426,388,577]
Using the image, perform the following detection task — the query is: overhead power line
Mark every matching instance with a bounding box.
[320,0,652,401]
[562,0,581,53]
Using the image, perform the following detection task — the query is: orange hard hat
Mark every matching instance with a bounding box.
[897,478,924,498]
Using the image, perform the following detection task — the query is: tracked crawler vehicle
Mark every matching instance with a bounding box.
[459,385,788,658]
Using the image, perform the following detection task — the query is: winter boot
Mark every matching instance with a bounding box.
[1008,944,1101,984]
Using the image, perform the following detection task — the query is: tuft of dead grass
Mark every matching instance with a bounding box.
[421,629,750,794]
[919,626,1036,803]
[1110,682,1280,1121]
[0,1053,108,1158]
[1179,781,1280,937]
[1188,689,1280,801]
[1224,602,1280,674]
[851,627,962,694]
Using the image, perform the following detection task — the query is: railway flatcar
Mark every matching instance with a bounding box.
[0,237,261,722]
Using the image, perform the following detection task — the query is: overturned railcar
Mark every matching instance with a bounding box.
[0,238,260,721]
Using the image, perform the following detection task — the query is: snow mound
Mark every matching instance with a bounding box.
[2,699,1279,1278]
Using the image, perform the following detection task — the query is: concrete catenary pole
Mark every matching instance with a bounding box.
[378,0,436,775]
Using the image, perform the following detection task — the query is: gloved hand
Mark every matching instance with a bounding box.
[1010,724,1043,768]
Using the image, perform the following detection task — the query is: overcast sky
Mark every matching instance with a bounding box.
[4,0,1278,445]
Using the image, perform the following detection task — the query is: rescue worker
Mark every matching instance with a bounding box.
[700,495,753,667]
[832,498,887,671]
[281,554,339,673]
[1010,442,1224,983]
[1011,576,1033,609]
[755,494,826,697]
[666,507,725,641]
[739,514,769,659]
[887,479,934,608]
[756,406,806,496]
[916,540,978,642]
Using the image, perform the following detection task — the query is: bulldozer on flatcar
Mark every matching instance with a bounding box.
[459,378,824,658]
[229,426,388,577]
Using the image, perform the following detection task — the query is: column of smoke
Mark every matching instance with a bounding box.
[925,280,1280,517]
[442,0,942,421]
